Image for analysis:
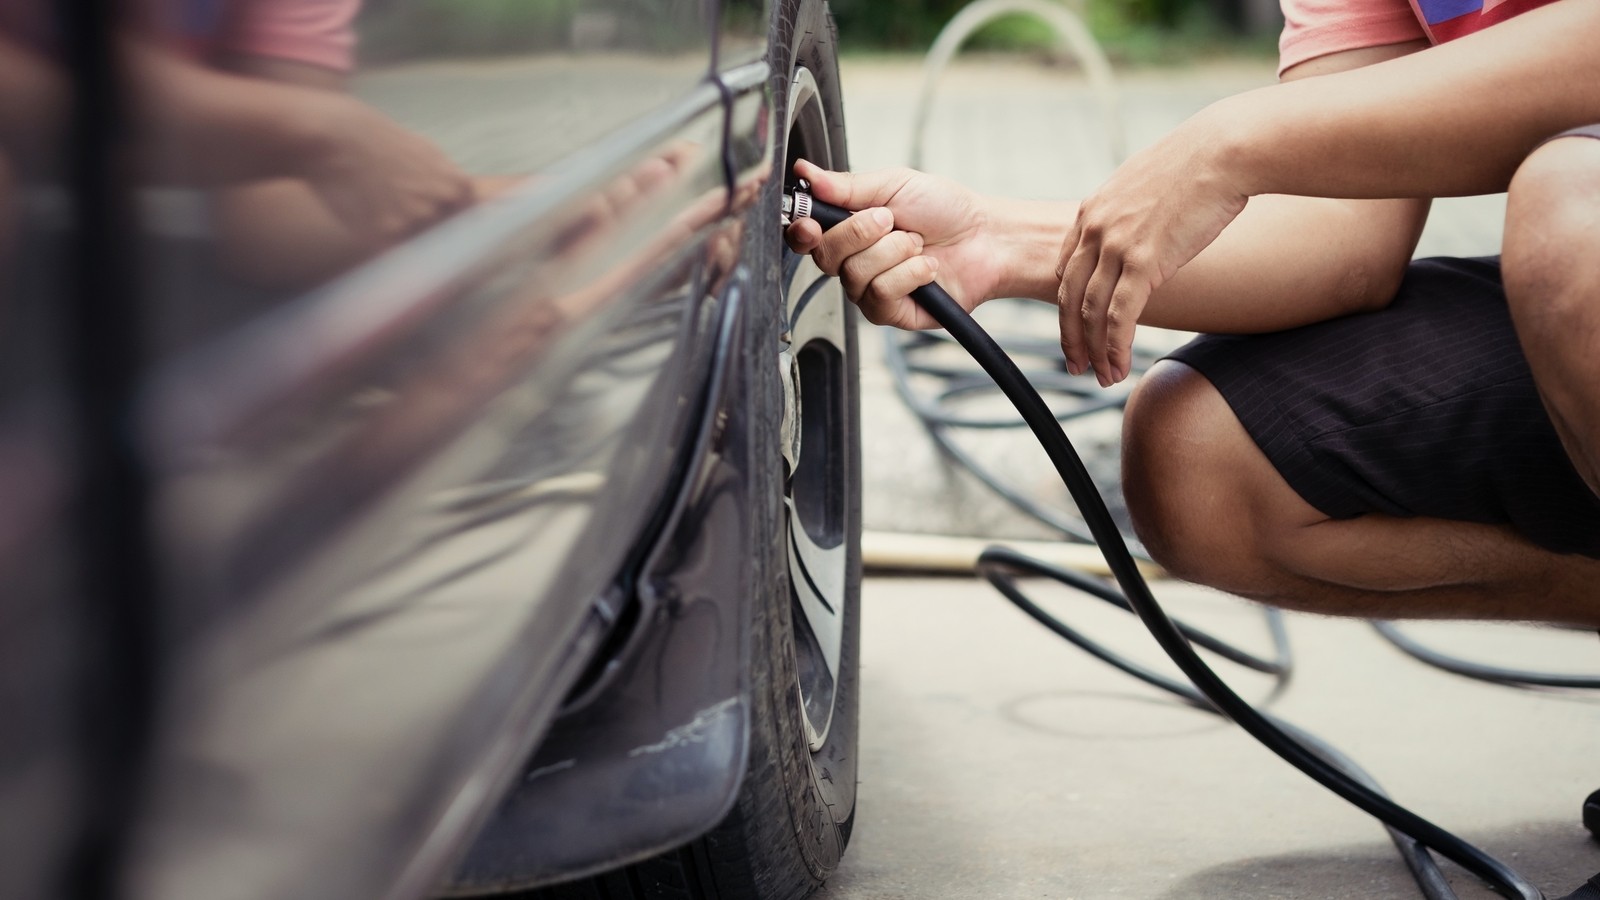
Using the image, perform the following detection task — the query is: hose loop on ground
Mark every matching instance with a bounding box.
[900,270,1543,900]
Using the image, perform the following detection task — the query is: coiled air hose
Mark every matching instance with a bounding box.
[783,182,1600,900]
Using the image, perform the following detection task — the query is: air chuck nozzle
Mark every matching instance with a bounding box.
[781,180,814,226]
[782,179,853,232]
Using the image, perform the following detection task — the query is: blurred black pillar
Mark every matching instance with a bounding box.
[57,0,159,897]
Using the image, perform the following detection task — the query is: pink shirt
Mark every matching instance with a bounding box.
[3,0,357,72]
[1279,0,1562,75]
[220,0,359,72]
[141,0,360,72]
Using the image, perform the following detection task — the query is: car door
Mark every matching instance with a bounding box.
[97,2,746,898]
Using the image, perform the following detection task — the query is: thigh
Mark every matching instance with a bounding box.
[1164,256,1600,558]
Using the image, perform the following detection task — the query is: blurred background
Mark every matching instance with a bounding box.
[352,0,1281,66]
[829,0,1281,62]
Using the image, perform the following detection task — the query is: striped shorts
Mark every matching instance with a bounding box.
[1166,255,1600,558]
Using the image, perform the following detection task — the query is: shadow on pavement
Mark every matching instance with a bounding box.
[1157,819,1600,900]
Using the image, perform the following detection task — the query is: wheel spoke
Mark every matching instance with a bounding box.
[787,257,846,355]
[786,497,845,680]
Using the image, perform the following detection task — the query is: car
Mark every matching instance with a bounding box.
[0,0,861,897]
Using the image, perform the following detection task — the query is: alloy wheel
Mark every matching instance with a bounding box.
[778,66,852,752]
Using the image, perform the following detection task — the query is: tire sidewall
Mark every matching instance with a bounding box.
[739,0,861,886]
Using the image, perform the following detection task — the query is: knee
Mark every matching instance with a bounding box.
[1122,362,1279,593]
[1504,135,1600,321]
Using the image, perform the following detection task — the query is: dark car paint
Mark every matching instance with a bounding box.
[448,276,754,893]
[447,51,789,892]
[0,6,118,896]
[0,423,89,900]
[0,0,804,898]
[443,51,787,892]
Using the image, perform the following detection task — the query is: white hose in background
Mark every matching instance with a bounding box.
[909,0,1127,171]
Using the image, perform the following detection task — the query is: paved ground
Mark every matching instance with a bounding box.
[832,57,1598,899]
[825,578,1600,899]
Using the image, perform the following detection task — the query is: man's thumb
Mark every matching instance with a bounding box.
[795,158,909,212]
[793,158,853,207]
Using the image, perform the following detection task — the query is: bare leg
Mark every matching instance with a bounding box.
[1122,361,1600,627]
[1503,132,1600,497]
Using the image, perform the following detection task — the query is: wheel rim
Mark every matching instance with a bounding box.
[780,67,850,753]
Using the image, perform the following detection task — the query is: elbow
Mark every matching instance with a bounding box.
[1337,250,1411,317]
[1330,198,1426,318]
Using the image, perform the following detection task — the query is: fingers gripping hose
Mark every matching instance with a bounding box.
[785,184,1548,900]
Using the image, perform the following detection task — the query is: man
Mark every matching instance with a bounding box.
[785,0,1600,628]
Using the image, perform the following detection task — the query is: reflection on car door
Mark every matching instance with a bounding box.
[107,2,749,898]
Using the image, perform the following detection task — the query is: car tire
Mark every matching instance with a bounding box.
[520,2,860,899]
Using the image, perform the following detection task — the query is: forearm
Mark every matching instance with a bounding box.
[124,39,342,186]
[986,196,1076,302]
[1142,194,1425,332]
[982,192,1424,332]
[1214,0,1600,199]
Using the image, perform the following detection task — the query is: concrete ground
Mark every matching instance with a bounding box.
[831,56,1600,899]
[826,578,1600,899]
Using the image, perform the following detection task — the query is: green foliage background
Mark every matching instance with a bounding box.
[830,0,1274,64]
[356,0,1275,65]
[360,0,709,60]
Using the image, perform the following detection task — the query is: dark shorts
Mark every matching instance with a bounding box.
[1166,256,1600,558]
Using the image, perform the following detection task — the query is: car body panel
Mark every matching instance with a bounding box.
[115,3,762,899]
[0,5,96,894]
[718,0,776,70]
[1,0,815,897]
[132,137,734,900]
[447,276,757,893]
[442,45,790,893]
[0,356,89,900]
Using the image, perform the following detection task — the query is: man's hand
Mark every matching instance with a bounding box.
[1056,110,1248,386]
[784,159,1004,330]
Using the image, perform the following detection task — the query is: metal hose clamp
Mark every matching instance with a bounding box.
[781,178,814,225]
